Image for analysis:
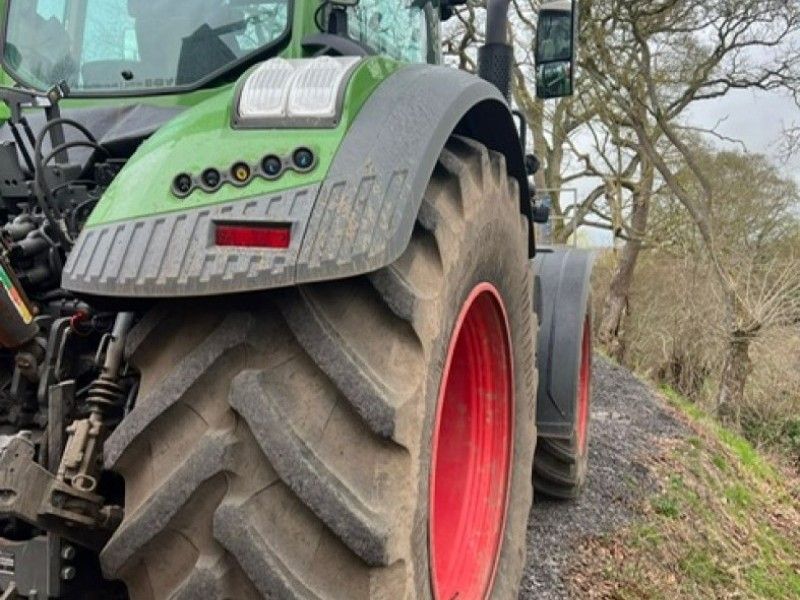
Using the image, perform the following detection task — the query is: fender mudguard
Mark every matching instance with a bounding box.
[62,64,529,298]
[297,64,531,283]
[534,247,596,439]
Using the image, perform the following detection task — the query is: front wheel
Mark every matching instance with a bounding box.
[99,137,538,599]
[534,306,593,500]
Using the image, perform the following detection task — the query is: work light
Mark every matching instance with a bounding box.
[235,56,362,128]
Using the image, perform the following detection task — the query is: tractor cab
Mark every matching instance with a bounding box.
[1,0,442,99]
[4,0,292,93]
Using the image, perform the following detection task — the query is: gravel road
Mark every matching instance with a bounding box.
[519,356,690,599]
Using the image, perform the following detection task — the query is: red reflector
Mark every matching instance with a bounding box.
[215,224,291,249]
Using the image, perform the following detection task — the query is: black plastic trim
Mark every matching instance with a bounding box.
[171,147,318,199]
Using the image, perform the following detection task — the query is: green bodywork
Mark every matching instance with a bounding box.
[0,1,406,228]
[86,56,402,226]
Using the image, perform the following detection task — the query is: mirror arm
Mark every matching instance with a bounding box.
[440,0,468,21]
[512,109,528,153]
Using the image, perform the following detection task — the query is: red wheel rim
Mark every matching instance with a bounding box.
[429,283,514,600]
[576,316,592,453]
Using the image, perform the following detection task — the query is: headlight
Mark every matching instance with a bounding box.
[235,56,362,128]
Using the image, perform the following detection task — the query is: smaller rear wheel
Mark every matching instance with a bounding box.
[533,309,592,500]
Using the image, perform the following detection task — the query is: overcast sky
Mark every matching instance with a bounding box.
[687,89,800,179]
[572,88,800,246]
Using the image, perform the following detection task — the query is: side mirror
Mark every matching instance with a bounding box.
[532,201,551,224]
[535,0,578,99]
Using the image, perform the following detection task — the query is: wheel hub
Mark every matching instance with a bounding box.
[429,283,514,600]
[577,316,592,453]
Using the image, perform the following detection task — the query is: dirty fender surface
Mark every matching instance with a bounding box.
[62,65,512,298]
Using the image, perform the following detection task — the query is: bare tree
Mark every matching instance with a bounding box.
[445,2,671,357]
[446,0,800,403]
[650,145,800,419]
[581,0,800,412]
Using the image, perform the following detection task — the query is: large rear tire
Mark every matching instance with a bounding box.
[99,136,537,599]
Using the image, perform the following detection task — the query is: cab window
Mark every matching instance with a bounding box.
[82,0,138,63]
[36,0,66,19]
[347,0,440,64]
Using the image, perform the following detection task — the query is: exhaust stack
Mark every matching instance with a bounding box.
[478,0,513,100]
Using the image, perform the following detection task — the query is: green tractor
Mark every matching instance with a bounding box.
[0,1,594,598]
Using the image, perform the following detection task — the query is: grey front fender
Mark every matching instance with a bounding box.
[535,247,596,439]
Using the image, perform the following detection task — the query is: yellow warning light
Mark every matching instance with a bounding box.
[232,163,251,183]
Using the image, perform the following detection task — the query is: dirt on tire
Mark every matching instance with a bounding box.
[98,136,538,599]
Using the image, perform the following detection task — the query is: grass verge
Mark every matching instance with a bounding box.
[567,386,800,599]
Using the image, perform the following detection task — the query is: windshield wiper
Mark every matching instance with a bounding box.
[188,11,273,42]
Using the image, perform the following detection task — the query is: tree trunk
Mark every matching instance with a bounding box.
[597,264,631,361]
[716,333,753,423]
[598,163,654,361]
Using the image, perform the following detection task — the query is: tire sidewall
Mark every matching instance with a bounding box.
[414,195,536,599]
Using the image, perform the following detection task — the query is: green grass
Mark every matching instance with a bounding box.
[744,528,800,599]
[633,524,664,548]
[651,494,680,518]
[716,427,774,480]
[712,453,729,472]
[660,384,704,420]
[660,385,776,481]
[678,549,732,587]
[723,483,753,509]
[741,415,800,467]
[745,564,800,599]
[569,383,800,599]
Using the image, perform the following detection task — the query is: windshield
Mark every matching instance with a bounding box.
[3,0,290,94]
[346,1,436,64]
